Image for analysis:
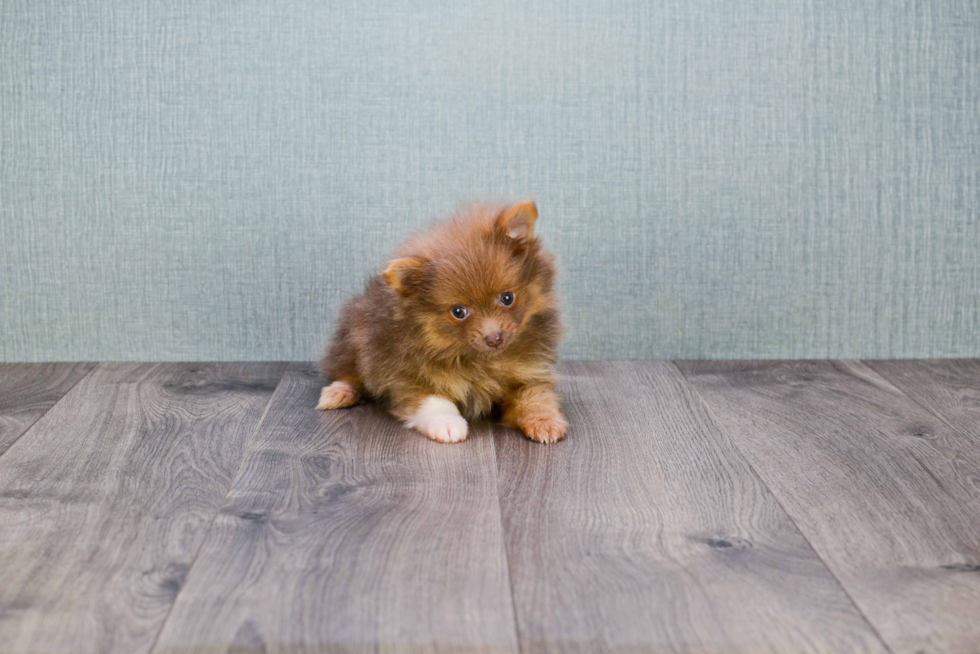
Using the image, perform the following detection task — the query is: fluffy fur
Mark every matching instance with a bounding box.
[318,200,567,444]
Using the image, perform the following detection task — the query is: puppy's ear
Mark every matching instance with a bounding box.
[496,199,538,243]
[383,257,426,294]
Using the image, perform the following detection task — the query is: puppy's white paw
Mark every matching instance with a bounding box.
[316,381,360,410]
[423,414,469,443]
[407,397,469,444]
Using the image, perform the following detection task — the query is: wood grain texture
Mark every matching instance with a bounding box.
[865,359,980,444]
[0,362,95,456]
[152,362,518,654]
[494,361,888,654]
[678,360,980,654]
[0,362,286,654]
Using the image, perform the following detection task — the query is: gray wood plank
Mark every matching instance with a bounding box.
[678,360,980,654]
[0,362,286,654]
[152,362,518,654]
[865,359,980,445]
[0,362,96,456]
[494,361,888,654]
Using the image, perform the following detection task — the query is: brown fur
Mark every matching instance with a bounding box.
[320,200,567,443]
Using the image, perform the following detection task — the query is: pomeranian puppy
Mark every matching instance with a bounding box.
[317,199,567,444]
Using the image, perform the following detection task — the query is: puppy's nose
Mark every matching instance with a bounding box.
[484,332,504,348]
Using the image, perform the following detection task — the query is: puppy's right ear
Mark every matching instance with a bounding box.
[496,199,539,243]
[383,257,426,294]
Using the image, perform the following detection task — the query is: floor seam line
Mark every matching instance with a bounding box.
[0,362,99,466]
[669,360,897,654]
[490,427,525,654]
[860,359,980,447]
[145,361,290,654]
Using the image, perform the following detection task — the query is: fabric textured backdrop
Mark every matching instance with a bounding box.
[2,0,978,361]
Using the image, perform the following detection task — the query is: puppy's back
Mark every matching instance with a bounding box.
[322,276,398,386]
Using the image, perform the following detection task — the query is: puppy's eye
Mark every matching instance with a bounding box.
[499,291,515,307]
[450,305,469,320]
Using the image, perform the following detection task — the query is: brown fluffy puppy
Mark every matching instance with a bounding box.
[317,200,567,444]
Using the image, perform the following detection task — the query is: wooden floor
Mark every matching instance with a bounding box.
[1,362,978,654]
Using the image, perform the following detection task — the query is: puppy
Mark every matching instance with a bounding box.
[317,200,567,444]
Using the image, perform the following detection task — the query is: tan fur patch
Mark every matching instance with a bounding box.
[502,383,568,443]
[316,381,360,410]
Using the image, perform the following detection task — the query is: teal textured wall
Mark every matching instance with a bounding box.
[2,1,978,361]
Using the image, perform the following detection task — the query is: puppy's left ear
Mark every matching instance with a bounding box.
[496,199,538,243]
[383,256,426,294]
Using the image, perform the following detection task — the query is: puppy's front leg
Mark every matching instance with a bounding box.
[316,379,361,410]
[396,395,469,444]
[502,383,568,444]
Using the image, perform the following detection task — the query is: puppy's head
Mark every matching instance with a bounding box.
[383,200,557,358]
